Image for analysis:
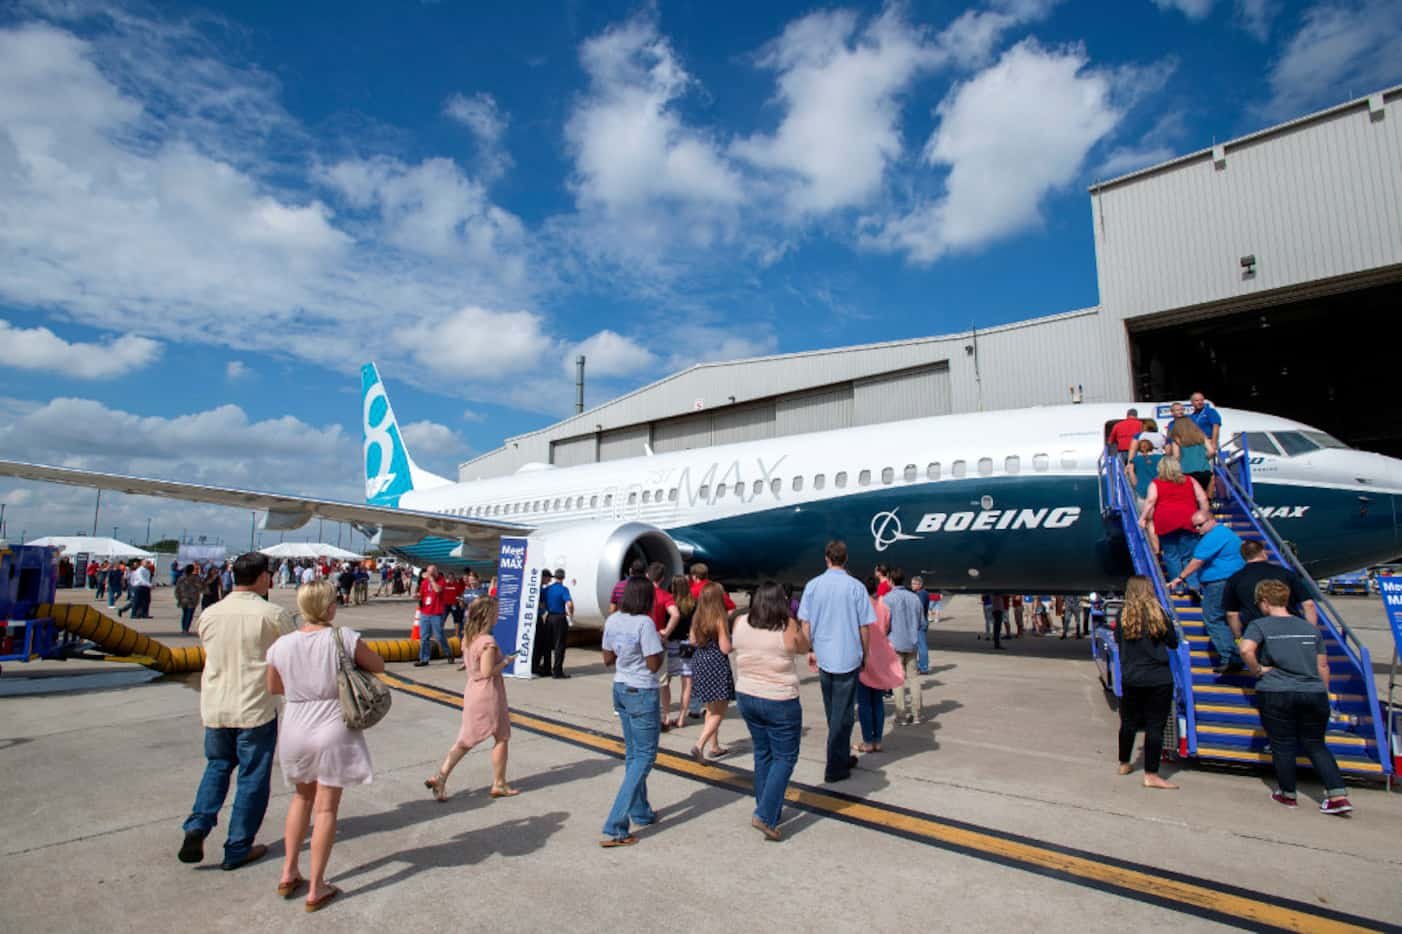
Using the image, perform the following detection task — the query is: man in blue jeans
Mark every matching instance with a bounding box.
[413,565,452,667]
[1168,510,1246,673]
[798,540,874,783]
[180,552,295,869]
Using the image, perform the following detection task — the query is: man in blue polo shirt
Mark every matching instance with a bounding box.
[798,540,874,783]
[1188,392,1222,447]
[541,568,574,679]
[1168,510,1246,672]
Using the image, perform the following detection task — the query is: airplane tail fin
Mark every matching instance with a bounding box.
[361,362,451,506]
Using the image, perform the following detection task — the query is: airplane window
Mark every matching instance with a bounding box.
[655,489,664,502]
[1241,432,1282,456]
[1033,454,1049,472]
[590,495,599,508]
[881,467,894,485]
[716,483,728,498]
[628,492,638,504]
[1303,430,1349,450]
[1060,451,1077,469]
[814,474,826,490]
[792,476,804,492]
[977,457,993,477]
[604,494,613,506]
[553,498,561,510]
[668,488,679,502]
[699,485,711,499]
[1005,455,1021,474]
[835,471,848,488]
[859,469,872,486]
[770,478,782,495]
[903,464,917,483]
[752,480,763,497]
[951,460,966,478]
[642,490,651,504]
[927,462,940,480]
[1272,431,1321,457]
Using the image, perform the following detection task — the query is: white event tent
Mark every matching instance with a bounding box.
[26,536,155,559]
[260,542,364,561]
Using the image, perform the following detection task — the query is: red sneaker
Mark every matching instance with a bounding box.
[1270,790,1298,808]
[1319,797,1353,815]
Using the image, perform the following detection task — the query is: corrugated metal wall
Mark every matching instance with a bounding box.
[652,414,712,453]
[1093,91,1402,323]
[853,363,951,425]
[775,385,854,436]
[598,425,651,461]
[550,434,596,467]
[713,401,777,445]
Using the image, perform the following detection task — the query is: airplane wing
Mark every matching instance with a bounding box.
[0,459,531,549]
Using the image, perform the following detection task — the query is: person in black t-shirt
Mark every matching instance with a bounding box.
[1223,541,1317,638]
[1113,576,1180,789]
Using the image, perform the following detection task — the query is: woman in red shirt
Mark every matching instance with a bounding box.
[1138,455,1209,592]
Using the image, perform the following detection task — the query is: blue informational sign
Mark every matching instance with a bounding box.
[492,536,544,679]
[1376,577,1402,658]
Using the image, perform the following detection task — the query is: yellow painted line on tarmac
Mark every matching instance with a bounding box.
[378,671,1394,934]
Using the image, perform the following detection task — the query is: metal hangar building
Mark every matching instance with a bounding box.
[461,86,1402,482]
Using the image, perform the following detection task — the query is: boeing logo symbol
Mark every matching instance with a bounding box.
[871,509,922,552]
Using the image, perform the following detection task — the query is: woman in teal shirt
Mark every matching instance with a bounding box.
[1169,418,1215,495]
[1126,439,1162,503]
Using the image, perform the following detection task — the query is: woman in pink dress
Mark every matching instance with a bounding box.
[267,579,384,912]
[856,574,904,753]
[425,596,519,801]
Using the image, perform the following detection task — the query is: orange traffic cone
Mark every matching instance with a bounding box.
[411,609,421,641]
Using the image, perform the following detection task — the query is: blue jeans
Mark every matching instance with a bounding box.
[183,718,277,862]
[603,683,659,839]
[180,606,196,632]
[818,668,860,780]
[916,622,929,672]
[1161,530,1200,591]
[856,682,887,744]
[418,613,450,662]
[737,692,801,828]
[1200,579,1240,667]
[1256,691,1346,797]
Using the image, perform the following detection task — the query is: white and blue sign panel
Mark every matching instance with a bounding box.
[1376,577,1402,657]
[492,536,544,679]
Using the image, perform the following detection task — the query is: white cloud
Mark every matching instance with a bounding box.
[1262,0,1402,120]
[564,16,743,241]
[1151,0,1215,18]
[568,330,659,378]
[0,395,363,546]
[0,319,161,378]
[399,419,463,456]
[408,305,552,379]
[862,41,1124,264]
[225,360,250,380]
[1236,0,1279,39]
[443,91,511,179]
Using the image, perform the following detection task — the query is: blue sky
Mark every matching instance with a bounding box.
[1,0,1399,546]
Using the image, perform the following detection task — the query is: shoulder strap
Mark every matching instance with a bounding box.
[330,625,355,669]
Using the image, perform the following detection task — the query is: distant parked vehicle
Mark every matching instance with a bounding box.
[1367,564,1402,593]
[1324,569,1371,596]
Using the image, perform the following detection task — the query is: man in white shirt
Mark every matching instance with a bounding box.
[117,561,152,618]
[178,552,295,871]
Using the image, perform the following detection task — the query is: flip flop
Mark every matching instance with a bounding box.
[277,878,307,899]
[599,836,638,848]
[709,746,730,758]
[489,786,521,798]
[304,885,342,913]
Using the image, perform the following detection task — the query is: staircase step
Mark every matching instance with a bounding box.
[1183,634,1348,658]
[1191,684,1374,715]
[1196,724,1371,749]
[1193,743,1383,775]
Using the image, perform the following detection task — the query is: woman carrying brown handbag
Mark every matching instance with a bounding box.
[267,579,385,912]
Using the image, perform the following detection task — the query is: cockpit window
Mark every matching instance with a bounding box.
[1241,431,1282,456]
[1303,430,1349,450]
[1271,431,1321,457]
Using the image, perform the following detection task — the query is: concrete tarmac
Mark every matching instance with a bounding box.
[2,586,1399,932]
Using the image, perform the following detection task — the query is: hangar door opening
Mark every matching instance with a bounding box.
[1128,278,1402,458]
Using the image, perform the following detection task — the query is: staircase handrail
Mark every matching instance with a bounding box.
[1099,447,1199,750]
[1213,460,1390,769]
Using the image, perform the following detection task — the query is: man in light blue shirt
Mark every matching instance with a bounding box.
[798,540,874,783]
[1169,511,1246,672]
[882,568,925,725]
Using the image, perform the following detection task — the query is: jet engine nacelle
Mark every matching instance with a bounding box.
[530,521,684,624]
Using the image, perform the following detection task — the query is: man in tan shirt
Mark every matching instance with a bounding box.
[179,552,295,870]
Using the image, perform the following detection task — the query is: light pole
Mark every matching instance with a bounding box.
[91,488,101,536]
[145,517,151,545]
[250,511,256,551]
[112,526,118,541]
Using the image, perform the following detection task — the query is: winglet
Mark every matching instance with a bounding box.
[361,363,450,506]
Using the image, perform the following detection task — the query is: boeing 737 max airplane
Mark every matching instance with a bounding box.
[1,363,1398,624]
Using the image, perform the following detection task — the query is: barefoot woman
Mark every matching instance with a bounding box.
[1115,577,1180,789]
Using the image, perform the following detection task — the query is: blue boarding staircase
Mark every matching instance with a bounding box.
[1097,444,1395,779]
